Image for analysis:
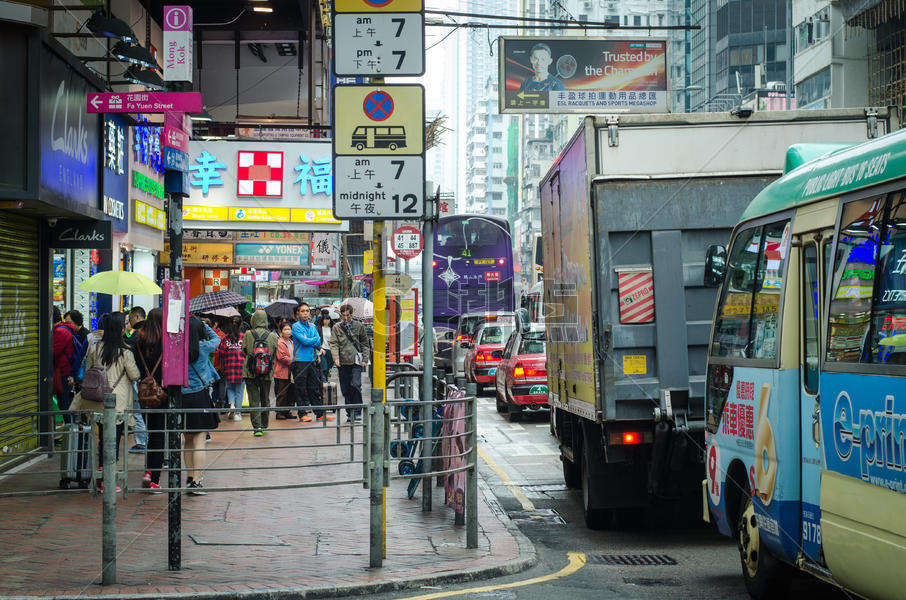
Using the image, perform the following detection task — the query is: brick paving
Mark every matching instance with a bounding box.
[0,387,533,599]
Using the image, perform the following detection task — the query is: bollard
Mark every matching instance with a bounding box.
[368,389,384,568]
[101,393,117,585]
[466,392,478,549]
[458,383,478,528]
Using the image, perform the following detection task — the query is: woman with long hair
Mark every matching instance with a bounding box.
[182,316,221,494]
[133,308,166,491]
[214,318,245,422]
[72,312,140,491]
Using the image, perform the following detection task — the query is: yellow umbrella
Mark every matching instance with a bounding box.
[77,271,161,295]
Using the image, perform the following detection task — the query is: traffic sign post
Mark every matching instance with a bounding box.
[332,84,425,219]
[392,225,423,260]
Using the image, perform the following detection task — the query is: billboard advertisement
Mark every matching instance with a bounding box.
[184,140,349,232]
[499,37,668,114]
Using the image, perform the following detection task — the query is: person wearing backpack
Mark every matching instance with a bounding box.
[133,308,166,491]
[241,309,278,436]
[71,312,140,491]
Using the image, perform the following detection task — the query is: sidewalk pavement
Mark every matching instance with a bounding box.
[0,377,535,599]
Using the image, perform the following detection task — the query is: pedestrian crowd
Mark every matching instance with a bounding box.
[51,299,372,496]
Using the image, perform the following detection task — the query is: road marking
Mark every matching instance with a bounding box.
[402,552,587,599]
[478,445,534,511]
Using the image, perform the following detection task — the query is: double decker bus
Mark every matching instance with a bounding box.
[432,214,515,326]
[703,131,906,599]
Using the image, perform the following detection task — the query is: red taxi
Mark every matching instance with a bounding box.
[463,321,516,394]
[494,325,548,422]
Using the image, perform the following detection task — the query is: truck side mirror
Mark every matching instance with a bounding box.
[515,308,530,335]
[704,244,727,288]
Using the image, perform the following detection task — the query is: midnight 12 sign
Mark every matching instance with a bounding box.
[332,84,425,219]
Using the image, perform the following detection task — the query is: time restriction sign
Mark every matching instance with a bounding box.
[392,225,423,260]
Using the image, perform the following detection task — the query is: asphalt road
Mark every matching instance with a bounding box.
[351,395,848,600]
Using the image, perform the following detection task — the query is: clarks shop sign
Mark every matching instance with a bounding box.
[51,219,112,249]
[39,45,100,209]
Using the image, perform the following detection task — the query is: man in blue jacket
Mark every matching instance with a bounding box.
[291,303,332,421]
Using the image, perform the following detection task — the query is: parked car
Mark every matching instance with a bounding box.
[463,321,516,394]
[494,325,548,422]
[451,311,515,378]
[405,326,455,373]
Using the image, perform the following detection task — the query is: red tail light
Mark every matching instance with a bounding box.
[498,258,505,265]
[525,367,546,377]
[622,432,641,445]
[432,261,437,267]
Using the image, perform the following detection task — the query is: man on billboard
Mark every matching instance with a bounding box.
[518,43,565,92]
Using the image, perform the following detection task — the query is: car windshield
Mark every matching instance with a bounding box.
[437,218,506,248]
[479,325,514,345]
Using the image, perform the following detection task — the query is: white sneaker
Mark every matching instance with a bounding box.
[231,413,243,421]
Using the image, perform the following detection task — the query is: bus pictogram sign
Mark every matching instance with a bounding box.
[364,0,393,6]
[364,91,394,121]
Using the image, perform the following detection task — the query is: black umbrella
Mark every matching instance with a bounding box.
[264,298,299,321]
[189,290,249,314]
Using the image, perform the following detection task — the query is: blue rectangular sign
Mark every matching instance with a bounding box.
[162,146,189,172]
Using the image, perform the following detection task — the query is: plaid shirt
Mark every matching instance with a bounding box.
[216,337,245,383]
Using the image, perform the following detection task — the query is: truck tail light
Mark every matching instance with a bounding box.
[608,431,650,445]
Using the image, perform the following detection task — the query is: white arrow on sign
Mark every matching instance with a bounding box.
[90,95,102,110]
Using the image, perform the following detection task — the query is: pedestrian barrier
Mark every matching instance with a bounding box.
[0,375,480,584]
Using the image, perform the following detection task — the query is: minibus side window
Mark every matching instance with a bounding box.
[827,197,884,363]
[869,193,906,364]
[750,221,788,359]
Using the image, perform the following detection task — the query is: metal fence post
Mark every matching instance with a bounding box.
[167,394,182,571]
[466,389,478,549]
[460,383,477,529]
[369,390,384,568]
[101,393,117,585]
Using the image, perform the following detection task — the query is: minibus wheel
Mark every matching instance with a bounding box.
[737,492,791,599]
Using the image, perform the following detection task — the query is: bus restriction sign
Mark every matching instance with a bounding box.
[393,225,423,260]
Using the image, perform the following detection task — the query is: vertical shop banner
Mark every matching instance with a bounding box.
[39,45,100,208]
[163,6,193,83]
[103,115,129,231]
[162,279,189,387]
[499,37,668,114]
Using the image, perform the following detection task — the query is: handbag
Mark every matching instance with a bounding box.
[81,346,126,402]
[137,350,167,409]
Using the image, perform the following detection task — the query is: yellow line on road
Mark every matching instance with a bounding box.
[403,552,587,600]
[477,445,534,512]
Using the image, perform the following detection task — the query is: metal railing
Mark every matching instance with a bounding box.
[0,375,479,582]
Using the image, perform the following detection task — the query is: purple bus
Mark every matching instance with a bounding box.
[433,214,515,326]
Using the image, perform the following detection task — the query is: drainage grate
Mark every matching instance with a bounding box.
[189,534,288,546]
[522,483,570,493]
[506,508,566,525]
[586,554,677,566]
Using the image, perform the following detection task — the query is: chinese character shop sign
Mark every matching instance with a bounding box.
[103,115,129,231]
[184,141,344,230]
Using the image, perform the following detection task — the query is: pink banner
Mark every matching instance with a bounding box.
[443,389,467,515]
[161,125,189,153]
[161,279,190,387]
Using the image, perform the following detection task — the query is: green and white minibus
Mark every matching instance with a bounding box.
[703,127,906,599]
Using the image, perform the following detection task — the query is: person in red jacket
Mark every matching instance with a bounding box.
[52,307,80,421]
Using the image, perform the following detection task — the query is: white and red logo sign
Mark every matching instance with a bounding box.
[392,225,423,260]
[237,150,283,197]
[485,271,501,282]
[617,270,655,324]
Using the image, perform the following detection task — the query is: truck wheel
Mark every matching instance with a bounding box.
[737,492,791,599]
[580,440,607,529]
[562,456,580,489]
